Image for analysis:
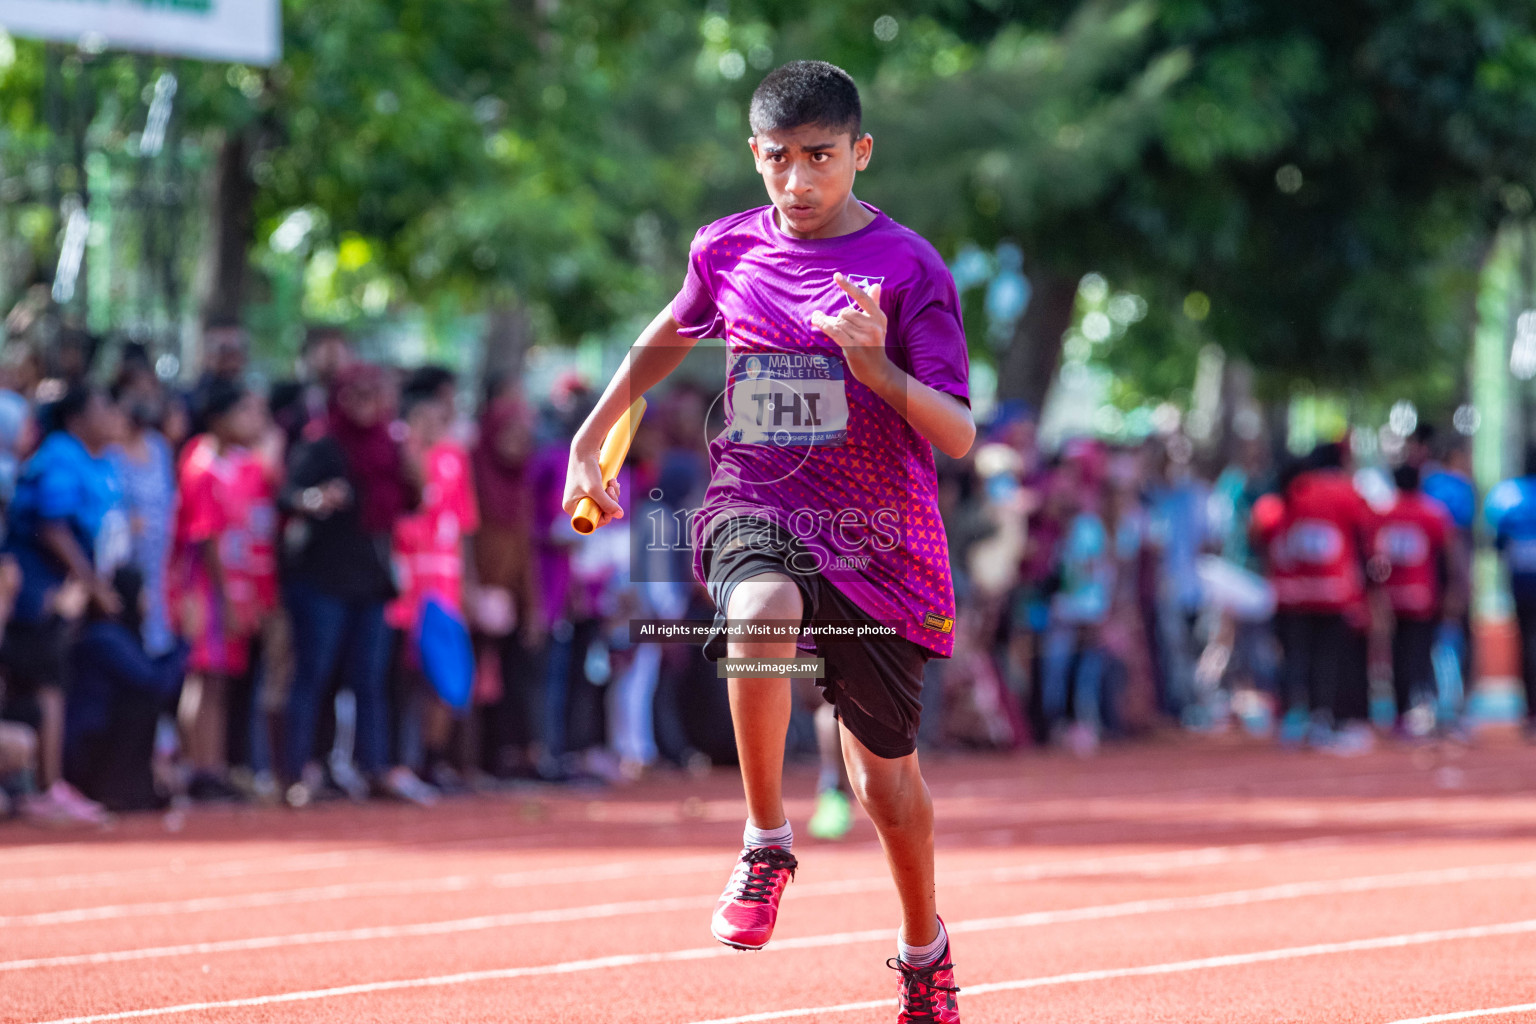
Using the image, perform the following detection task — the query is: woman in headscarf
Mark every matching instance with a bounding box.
[279,363,434,806]
[469,379,543,776]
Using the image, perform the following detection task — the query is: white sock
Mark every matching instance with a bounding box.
[743,819,793,852]
[899,919,948,968]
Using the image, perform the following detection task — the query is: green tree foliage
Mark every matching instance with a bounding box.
[4,0,1536,411]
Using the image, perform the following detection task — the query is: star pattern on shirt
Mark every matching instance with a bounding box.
[690,222,958,655]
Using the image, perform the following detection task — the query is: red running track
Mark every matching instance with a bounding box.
[4,732,1536,1023]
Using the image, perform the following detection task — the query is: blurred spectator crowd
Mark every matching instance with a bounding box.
[938,404,1499,760]
[0,324,739,827]
[0,323,1531,829]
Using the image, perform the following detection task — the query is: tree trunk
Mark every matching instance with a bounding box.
[198,129,257,352]
[480,299,535,392]
[997,268,1078,412]
[1213,357,1255,469]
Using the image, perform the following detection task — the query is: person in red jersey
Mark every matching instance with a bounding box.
[1371,463,1465,733]
[1268,443,1377,748]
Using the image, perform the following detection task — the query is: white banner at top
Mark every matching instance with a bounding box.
[0,0,280,65]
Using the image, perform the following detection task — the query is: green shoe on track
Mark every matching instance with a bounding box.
[808,787,853,841]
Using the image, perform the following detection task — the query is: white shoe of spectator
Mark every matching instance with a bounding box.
[284,780,313,809]
[379,766,438,807]
[1066,723,1100,758]
[329,761,370,803]
[285,764,326,809]
[1328,722,1376,758]
[22,780,111,827]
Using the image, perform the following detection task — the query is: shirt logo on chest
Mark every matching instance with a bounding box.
[838,274,885,311]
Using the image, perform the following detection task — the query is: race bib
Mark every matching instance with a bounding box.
[726,352,848,447]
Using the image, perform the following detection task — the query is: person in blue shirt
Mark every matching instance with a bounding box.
[107,361,177,658]
[0,385,127,820]
[1421,433,1478,703]
[63,565,188,811]
[1042,454,1114,755]
[1486,445,1536,741]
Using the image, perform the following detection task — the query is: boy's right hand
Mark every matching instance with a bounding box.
[562,448,624,530]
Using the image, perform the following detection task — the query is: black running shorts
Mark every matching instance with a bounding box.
[701,514,928,760]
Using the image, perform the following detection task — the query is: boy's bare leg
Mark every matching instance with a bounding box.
[840,726,939,946]
[710,573,805,951]
[815,700,849,790]
[725,573,802,830]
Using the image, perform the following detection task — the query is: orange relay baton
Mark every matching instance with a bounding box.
[570,396,647,535]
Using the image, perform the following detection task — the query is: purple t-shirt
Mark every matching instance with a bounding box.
[672,203,969,657]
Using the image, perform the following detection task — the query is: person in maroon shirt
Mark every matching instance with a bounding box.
[1371,464,1465,731]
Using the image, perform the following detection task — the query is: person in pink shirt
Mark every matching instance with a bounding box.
[170,380,268,802]
[389,368,480,787]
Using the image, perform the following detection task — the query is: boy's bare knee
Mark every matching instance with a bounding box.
[850,762,928,831]
[726,574,803,624]
[726,575,804,660]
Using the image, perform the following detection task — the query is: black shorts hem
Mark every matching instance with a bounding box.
[828,701,918,759]
[701,514,926,759]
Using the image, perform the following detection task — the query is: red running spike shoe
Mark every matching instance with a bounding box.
[710,845,798,950]
[888,938,961,1023]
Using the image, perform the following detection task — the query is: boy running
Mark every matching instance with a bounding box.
[564,61,974,1021]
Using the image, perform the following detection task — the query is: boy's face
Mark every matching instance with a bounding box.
[749,124,873,238]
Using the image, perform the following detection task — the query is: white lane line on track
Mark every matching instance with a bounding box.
[12,822,1492,927]
[0,836,1318,930]
[2,816,1510,932]
[8,754,1520,892]
[0,856,725,927]
[21,859,1536,1019]
[7,854,1531,974]
[1,755,1487,888]
[0,835,1296,964]
[0,841,1312,970]
[30,913,1536,1024]
[1383,1004,1536,1023]
[0,851,375,894]
[685,918,1536,1024]
[0,821,689,893]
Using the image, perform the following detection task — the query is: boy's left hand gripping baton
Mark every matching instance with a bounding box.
[571,396,647,535]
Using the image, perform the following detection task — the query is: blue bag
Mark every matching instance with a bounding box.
[417,596,474,713]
